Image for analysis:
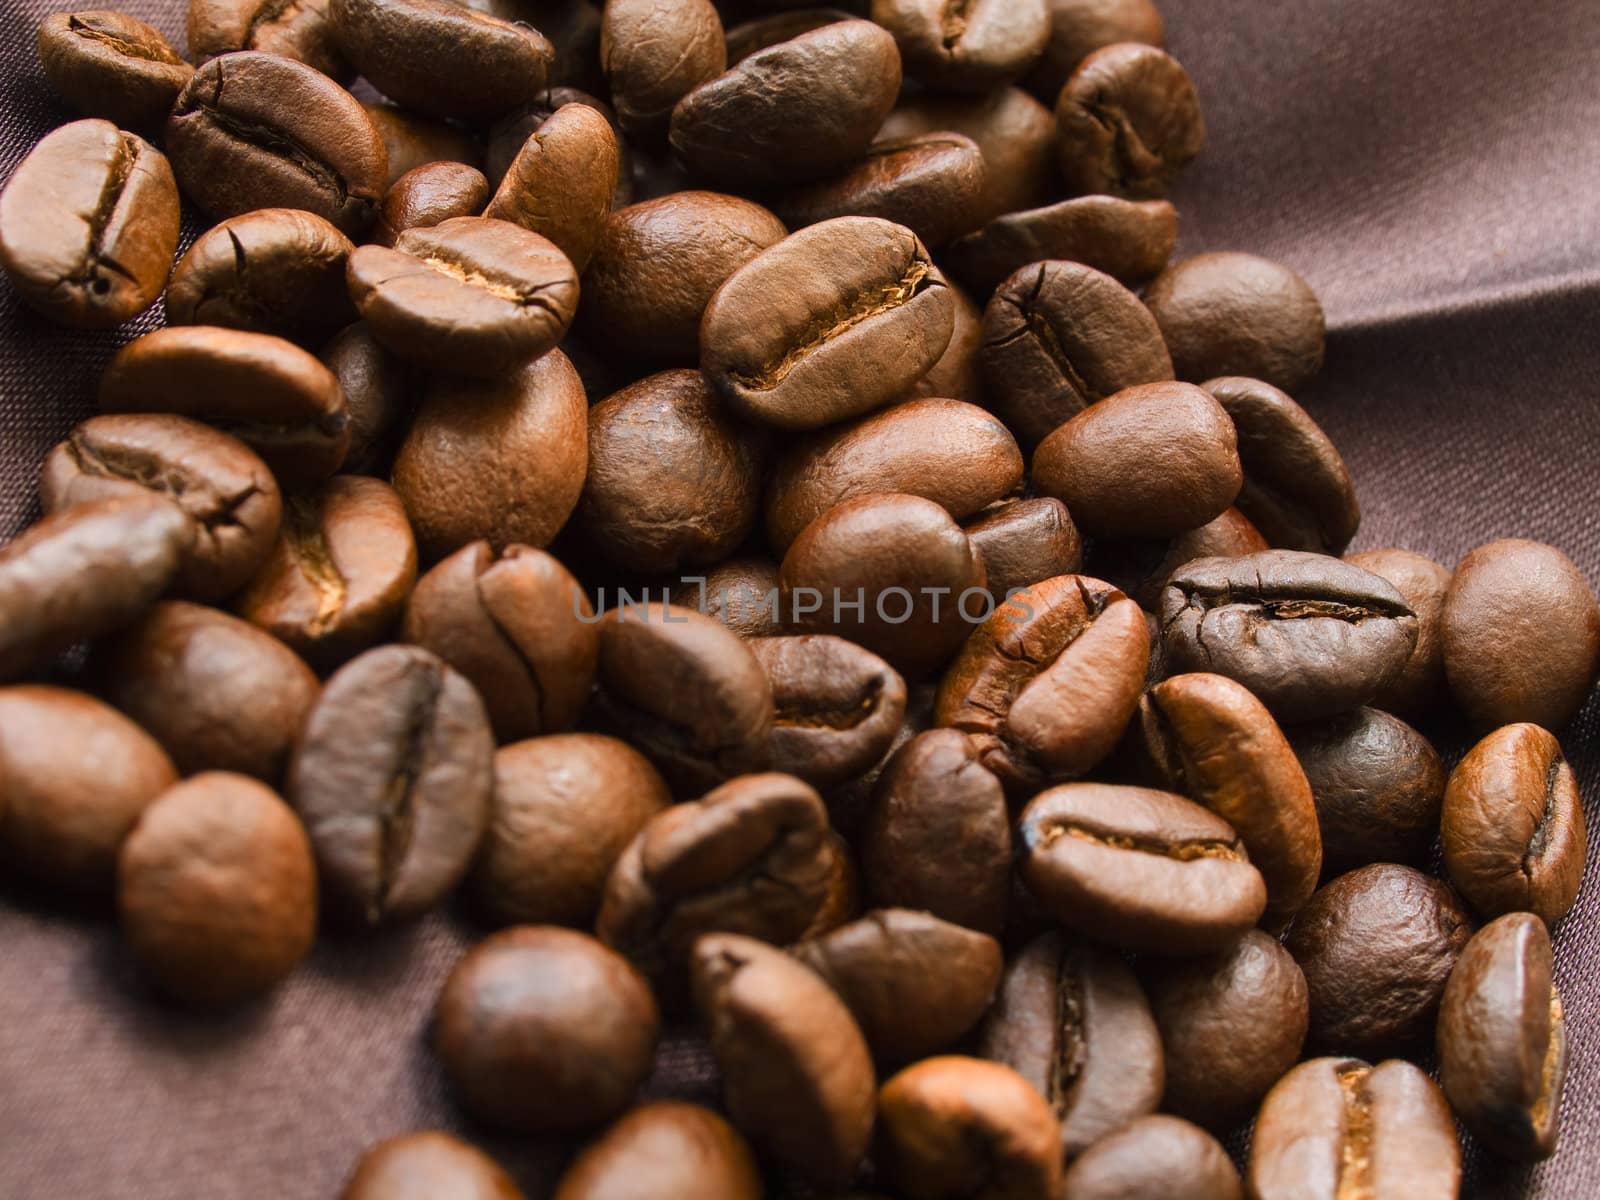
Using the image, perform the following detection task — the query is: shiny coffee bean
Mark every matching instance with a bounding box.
[979,260,1174,449]
[318,323,413,477]
[937,575,1148,789]
[484,104,617,272]
[600,0,726,139]
[486,88,622,196]
[38,11,193,131]
[1287,863,1474,1057]
[1441,722,1585,925]
[436,926,659,1132]
[1061,1116,1241,1200]
[1055,42,1203,197]
[692,933,876,1189]
[1249,1057,1461,1200]
[670,558,785,639]
[1441,537,1600,731]
[552,1103,760,1200]
[374,162,491,249]
[872,0,1049,92]
[1022,0,1165,103]
[343,1132,523,1200]
[96,600,320,782]
[118,772,316,1006]
[963,498,1083,603]
[0,119,178,328]
[167,209,357,345]
[393,349,587,560]
[876,1056,1062,1200]
[0,686,176,894]
[977,934,1163,1159]
[1289,707,1446,877]
[188,0,347,78]
[1160,550,1419,722]
[288,646,493,925]
[364,100,484,185]
[1437,912,1567,1160]
[167,52,387,235]
[1142,672,1321,929]
[794,909,1001,1064]
[1345,547,1451,718]
[1095,506,1268,613]
[1145,253,1326,393]
[0,495,191,681]
[1034,381,1241,539]
[910,273,983,402]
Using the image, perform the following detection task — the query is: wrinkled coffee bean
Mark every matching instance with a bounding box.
[1287,863,1475,1057]
[1096,506,1267,612]
[1441,722,1585,925]
[343,1132,523,1200]
[484,104,618,272]
[0,118,178,328]
[977,934,1163,1159]
[872,0,1049,92]
[375,162,491,249]
[963,498,1083,603]
[1055,42,1203,197]
[487,87,629,196]
[188,0,347,79]
[1023,0,1165,103]
[601,0,726,139]
[318,322,413,476]
[436,926,659,1132]
[288,646,493,925]
[671,558,785,639]
[1437,912,1567,1161]
[552,1103,760,1200]
[1160,550,1419,722]
[38,11,194,131]
[118,771,317,1006]
[1345,547,1451,718]
[1061,1115,1241,1200]
[364,100,484,185]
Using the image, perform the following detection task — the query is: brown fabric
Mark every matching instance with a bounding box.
[1,1,1598,1197]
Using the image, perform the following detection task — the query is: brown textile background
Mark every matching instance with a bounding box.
[2,1,1599,1196]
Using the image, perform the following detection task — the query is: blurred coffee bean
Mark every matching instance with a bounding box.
[552,1104,760,1200]
[343,1132,523,1200]
[1061,1116,1241,1200]
[1022,0,1165,103]
[189,0,347,77]
[38,11,194,131]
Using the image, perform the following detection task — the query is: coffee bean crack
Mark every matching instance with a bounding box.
[67,15,183,63]
[1036,820,1244,863]
[284,495,347,633]
[370,661,444,923]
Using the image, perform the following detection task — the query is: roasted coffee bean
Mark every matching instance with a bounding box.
[1160,550,1419,722]
[579,370,766,573]
[937,575,1148,789]
[402,540,596,741]
[597,773,829,984]
[1438,912,1567,1160]
[872,0,1049,92]
[188,0,347,79]
[1034,381,1241,539]
[553,1103,760,1200]
[878,87,1056,226]
[364,100,484,186]
[97,600,320,781]
[1096,506,1268,612]
[1061,1116,1240,1200]
[0,686,176,894]
[1441,722,1585,925]
[343,1132,523,1200]
[767,398,1022,553]
[748,636,907,789]
[1023,0,1165,103]
[436,926,659,1132]
[1056,42,1203,197]
[963,498,1083,603]
[780,493,985,677]
[167,52,386,235]
[1141,672,1321,929]
[1145,253,1326,392]
[1019,783,1267,953]
[954,198,1177,305]
[862,729,1011,936]
[876,1056,1062,1200]
[1249,1057,1461,1200]
[374,162,491,249]
[0,495,191,681]
[485,88,618,185]
[977,934,1163,1159]
[118,772,316,1006]
[472,734,668,928]
[1441,537,1600,731]
[0,119,178,329]
[38,11,194,131]
[692,933,876,1189]
[330,0,552,120]
[979,260,1174,450]
[794,909,1001,1064]
[1345,547,1451,718]
[166,209,357,345]
[581,190,787,364]
[775,134,986,250]
[703,217,953,430]
[99,326,351,485]
[484,104,618,271]
[393,349,587,560]
[1143,930,1308,1129]
[909,274,983,402]
[1287,863,1474,1057]
[670,20,901,187]
[801,828,863,940]
[670,557,784,639]
[41,413,280,603]
[1289,707,1446,877]
[347,216,579,378]
[288,646,491,925]
[600,0,726,139]
[593,602,773,791]
[318,323,413,477]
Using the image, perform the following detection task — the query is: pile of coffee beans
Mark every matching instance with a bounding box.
[2,0,1595,1196]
